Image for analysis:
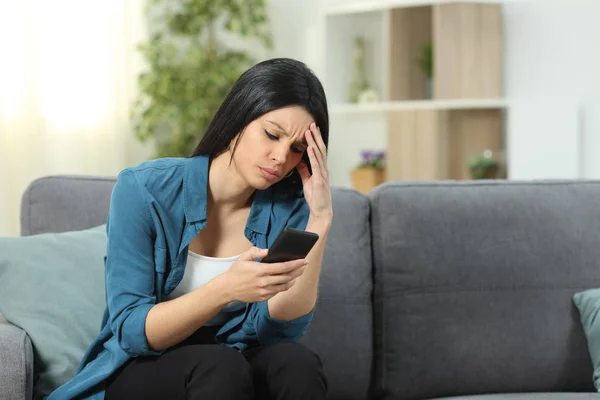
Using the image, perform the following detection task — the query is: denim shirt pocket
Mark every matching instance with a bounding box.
[153,245,168,273]
[153,245,169,301]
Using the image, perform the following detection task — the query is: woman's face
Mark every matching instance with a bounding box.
[231,106,314,190]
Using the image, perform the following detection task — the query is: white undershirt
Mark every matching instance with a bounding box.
[166,250,246,326]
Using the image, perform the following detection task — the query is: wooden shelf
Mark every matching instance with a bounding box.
[322,1,506,185]
[330,99,507,114]
[324,0,503,16]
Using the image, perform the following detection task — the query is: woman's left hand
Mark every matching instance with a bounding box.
[297,123,333,223]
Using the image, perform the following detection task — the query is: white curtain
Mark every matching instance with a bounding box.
[0,0,152,237]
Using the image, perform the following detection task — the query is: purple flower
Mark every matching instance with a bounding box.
[360,150,384,162]
[360,150,373,163]
[358,149,385,168]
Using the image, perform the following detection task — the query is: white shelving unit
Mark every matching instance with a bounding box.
[318,0,507,187]
[330,99,508,114]
[324,0,502,16]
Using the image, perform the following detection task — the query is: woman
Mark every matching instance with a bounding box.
[48,58,331,400]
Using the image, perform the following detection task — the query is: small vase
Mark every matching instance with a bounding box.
[351,167,385,194]
[425,77,433,99]
[348,36,370,103]
[358,88,380,103]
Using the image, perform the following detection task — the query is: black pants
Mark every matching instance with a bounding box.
[105,326,327,400]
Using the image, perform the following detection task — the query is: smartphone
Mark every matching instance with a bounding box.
[261,228,319,263]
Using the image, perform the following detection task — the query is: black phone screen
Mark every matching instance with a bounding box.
[261,228,319,263]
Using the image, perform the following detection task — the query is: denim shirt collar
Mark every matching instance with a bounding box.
[183,155,272,235]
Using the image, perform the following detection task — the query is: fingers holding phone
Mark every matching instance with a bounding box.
[222,228,319,303]
[258,258,308,295]
[260,258,307,276]
[255,227,319,297]
[222,247,307,303]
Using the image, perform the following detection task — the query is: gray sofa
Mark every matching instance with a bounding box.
[1,175,600,400]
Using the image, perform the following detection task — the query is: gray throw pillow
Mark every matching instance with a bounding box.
[0,225,107,398]
[573,288,600,392]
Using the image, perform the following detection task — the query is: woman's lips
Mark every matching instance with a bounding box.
[259,167,280,180]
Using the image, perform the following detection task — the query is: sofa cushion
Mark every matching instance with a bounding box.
[574,288,600,391]
[299,187,373,400]
[0,225,107,398]
[369,181,600,400]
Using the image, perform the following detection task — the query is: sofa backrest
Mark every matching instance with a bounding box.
[300,188,373,400]
[20,175,374,400]
[21,176,115,236]
[369,180,600,399]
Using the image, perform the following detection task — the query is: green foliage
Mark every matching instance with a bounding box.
[417,41,433,79]
[131,0,272,158]
[468,150,500,179]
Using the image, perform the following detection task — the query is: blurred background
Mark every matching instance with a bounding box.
[1,0,599,237]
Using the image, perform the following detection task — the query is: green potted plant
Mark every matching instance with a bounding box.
[468,150,501,179]
[416,41,433,99]
[351,150,385,194]
[131,0,272,158]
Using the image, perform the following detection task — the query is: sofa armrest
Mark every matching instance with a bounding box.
[0,317,33,400]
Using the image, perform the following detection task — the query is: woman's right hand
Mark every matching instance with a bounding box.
[221,247,308,303]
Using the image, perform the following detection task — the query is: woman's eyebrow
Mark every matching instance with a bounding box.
[266,120,288,136]
[266,120,308,146]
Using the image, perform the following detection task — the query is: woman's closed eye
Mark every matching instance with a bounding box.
[264,129,277,140]
[265,130,304,154]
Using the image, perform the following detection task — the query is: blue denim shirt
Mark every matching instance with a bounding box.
[47,155,313,400]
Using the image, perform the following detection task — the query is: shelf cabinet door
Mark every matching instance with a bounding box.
[386,109,450,180]
[434,3,503,99]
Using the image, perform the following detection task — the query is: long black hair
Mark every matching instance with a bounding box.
[191,58,329,197]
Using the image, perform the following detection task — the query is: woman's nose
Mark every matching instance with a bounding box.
[271,146,288,164]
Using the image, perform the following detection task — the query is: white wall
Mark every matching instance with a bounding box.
[504,0,600,179]
[268,0,321,71]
